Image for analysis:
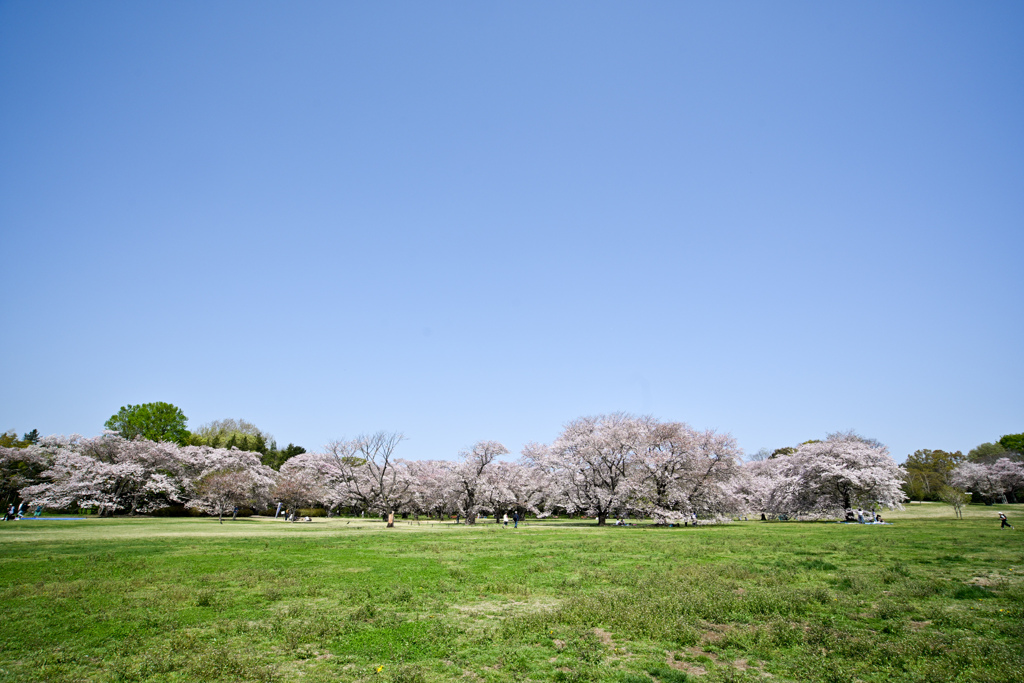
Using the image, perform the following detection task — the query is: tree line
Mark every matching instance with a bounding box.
[2,403,1020,523]
[901,434,1024,505]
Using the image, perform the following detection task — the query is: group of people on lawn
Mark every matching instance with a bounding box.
[3,503,42,521]
[844,508,886,524]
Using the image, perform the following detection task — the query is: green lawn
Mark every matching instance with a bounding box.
[1,504,1022,683]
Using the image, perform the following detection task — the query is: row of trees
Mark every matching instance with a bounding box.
[0,434,276,520]
[4,403,1018,522]
[902,434,1024,504]
[2,414,921,524]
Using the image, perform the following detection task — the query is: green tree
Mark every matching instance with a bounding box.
[262,443,305,470]
[21,429,39,445]
[188,418,305,470]
[938,485,970,519]
[903,449,965,502]
[0,431,25,448]
[190,419,269,452]
[104,403,190,445]
[968,442,1007,464]
[997,433,1024,456]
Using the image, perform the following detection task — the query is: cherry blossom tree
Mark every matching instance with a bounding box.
[769,431,906,516]
[325,431,410,527]
[729,457,788,517]
[450,440,508,524]
[632,421,741,521]
[20,434,176,515]
[0,442,49,509]
[990,458,1024,502]
[272,455,331,513]
[492,460,549,519]
[19,435,276,517]
[182,446,275,501]
[528,414,645,525]
[190,467,274,522]
[406,459,460,520]
[950,458,1024,504]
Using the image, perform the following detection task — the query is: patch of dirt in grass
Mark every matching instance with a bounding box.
[685,647,720,663]
[594,628,615,646]
[452,601,503,617]
[667,651,707,675]
[701,623,733,643]
[450,597,560,621]
[968,576,999,586]
[909,620,931,630]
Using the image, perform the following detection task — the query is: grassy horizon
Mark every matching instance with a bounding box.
[1,504,1022,683]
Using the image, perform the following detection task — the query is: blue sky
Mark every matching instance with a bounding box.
[2,2,1021,462]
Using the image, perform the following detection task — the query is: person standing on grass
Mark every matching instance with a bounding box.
[1000,513,1013,529]
[502,513,509,527]
[513,511,518,528]
[857,508,864,524]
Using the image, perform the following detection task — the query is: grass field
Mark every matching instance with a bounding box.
[1,504,1022,683]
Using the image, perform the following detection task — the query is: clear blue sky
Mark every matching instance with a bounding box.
[2,2,1021,462]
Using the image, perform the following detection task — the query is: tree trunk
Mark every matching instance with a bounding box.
[597,512,607,526]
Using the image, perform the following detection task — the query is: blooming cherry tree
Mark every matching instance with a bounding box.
[950,458,1024,503]
[529,414,645,525]
[451,440,508,524]
[632,421,741,521]
[325,431,411,526]
[771,432,906,516]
